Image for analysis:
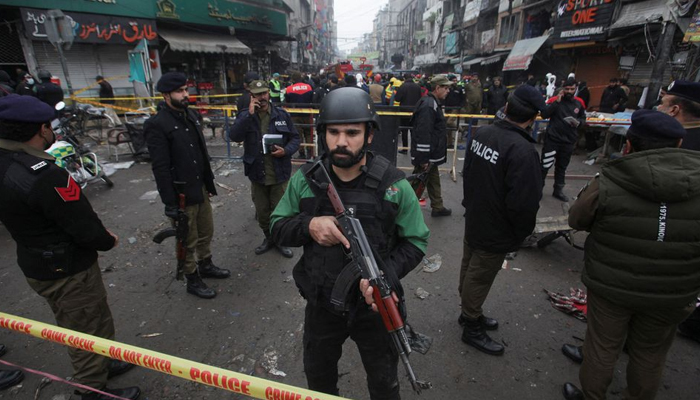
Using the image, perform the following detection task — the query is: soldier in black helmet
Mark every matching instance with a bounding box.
[270,87,429,399]
[34,70,64,108]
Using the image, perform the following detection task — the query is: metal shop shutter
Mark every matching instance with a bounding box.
[628,53,673,87]
[95,44,132,91]
[576,53,619,109]
[33,42,99,92]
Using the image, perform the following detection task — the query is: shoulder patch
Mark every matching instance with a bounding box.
[12,153,51,174]
[55,175,81,202]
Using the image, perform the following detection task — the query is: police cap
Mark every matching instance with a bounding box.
[431,75,452,87]
[156,72,187,93]
[512,85,546,113]
[249,80,269,94]
[627,109,685,140]
[0,94,55,123]
[666,80,700,104]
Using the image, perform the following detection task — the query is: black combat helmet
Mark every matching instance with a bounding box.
[317,87,380,132]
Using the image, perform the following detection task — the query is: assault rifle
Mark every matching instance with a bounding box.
[304,160,432,394]
[152,182,188,280]
[408,163,431,199]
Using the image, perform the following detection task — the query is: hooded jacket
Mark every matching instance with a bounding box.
[571,149,700,308]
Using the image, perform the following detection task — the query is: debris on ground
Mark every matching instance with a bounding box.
[216,182,235,192]
[110,161,135,170]
[139,190,160,201]
[421,254,442,273]
[260,348,286,377]
[415,287,430,299]
[139,333,163,338]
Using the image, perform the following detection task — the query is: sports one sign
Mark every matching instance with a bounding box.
[552,0,618,43]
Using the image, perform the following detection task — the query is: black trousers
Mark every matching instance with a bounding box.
[303,302,400,400]
[400,117,411,148]
[541,137,575,188]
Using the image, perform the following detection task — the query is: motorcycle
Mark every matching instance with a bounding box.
[47,102,114,188]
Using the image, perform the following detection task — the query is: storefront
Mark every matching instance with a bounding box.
[19,7,158,97]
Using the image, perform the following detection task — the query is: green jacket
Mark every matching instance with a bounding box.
[570,148,700,308]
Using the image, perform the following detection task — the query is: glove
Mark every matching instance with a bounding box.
[164,205,179,219]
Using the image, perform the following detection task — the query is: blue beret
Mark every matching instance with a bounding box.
[666,80,700,104]
[512,85,546,112]
[627,109,685,140]
[0,94,55,123]
[156,72,187,93]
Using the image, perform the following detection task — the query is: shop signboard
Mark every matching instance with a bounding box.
[21,7,157,45]
[683,5,700,42]
[552,0,617,43]
[3,0,153,18]
[155,0,288,36]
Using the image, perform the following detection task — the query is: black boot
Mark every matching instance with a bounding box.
[458,314,498,330]
[0,370,23,391]
[553,185,570,202]
[81,386,141,400]
[562,382,583,400]
[461,317,504,355]
[255,238,273,255]
[562,344,583,364]
[185,273,216,299]
[107,360,135,379]
[197,257,231,279]
[275,244,293,258]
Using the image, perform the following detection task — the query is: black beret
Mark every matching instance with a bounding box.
[156,72,187,93]
[0,94,55,123]
[512,85,546,112]
[627,109,685,140]
[563,77,577,87]
[666,80,700,104]
[244,71,260,84]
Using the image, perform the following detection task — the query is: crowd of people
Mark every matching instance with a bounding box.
[0,65,699,400]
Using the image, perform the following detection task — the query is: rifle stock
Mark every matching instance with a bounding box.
[151,182,189,281]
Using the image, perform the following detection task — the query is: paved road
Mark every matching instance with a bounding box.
[0,136,698,400]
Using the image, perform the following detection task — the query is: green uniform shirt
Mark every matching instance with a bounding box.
[270,169,429,253]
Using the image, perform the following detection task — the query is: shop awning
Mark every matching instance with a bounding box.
[502,34,550,71]
[414,53,439,66]
[609,0,672,30]
[463,57,485,66]
[481,53,507,65]
[159,29,251,54]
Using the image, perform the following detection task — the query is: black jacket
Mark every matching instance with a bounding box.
[599,86,627,113]
[35,81,64,107]
[410,93,447,166]
[0,141,115,280]
[144,103,216,208]
[445,85,465,108]
[236,91,251,116]
[228,105,300,184]
[541,97,586,144]
[484,84,508,115]
[463,119,542,253]
[394,81,422,106]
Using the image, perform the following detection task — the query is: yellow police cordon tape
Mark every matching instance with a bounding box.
[65,98,634,126]
[0,312,349,400]
[77,93,243,102]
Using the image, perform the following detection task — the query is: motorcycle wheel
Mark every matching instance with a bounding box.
[102,175,114,188]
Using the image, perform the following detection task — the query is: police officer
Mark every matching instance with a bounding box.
[656,80,700,151]
[563,110,700,400]
[0,345,23,391]
[460,86,544,356]
[285,71,314,158]
[270,88,429,399]
[0,94,139,400]
[410,74,452,217]
[144,72,231,299]
[269,72,282,103]
[540,77,587,202]
[229,80,299,257]
[15,73,36,96]
[34,70,64,108]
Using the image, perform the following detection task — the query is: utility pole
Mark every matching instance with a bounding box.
[646,21,676,108]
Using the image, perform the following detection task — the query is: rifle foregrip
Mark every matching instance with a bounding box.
[373,289,404,332]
